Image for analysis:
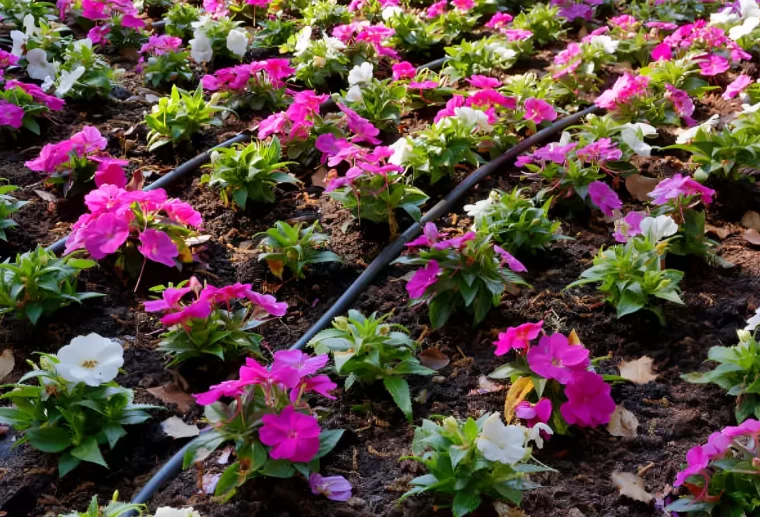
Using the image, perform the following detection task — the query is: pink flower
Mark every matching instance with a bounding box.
[406,260,439,299]
[90,156,128,188]
[259,405,321,463]
[532,142,577,164]
[0,50,19,69]
[406,222,441,248]
[646,21,677,30]
[162,199,203,228]
[588,181,621,218]
[452,0,474,11]
[651,42,672,62]
[161,298,212,326]
[431,232,475,251]
[408,80,439,90]
[70,126,107,154]
[674,445,708,487]
[138,228,179,267]
[241,356,302,390]
[613,211,645,243]
[608,14,637,30]
[467,90,516,110]
[87,24,111,45]
[515,398,552,427]
[723,74,752,100]
[263,58,294,87]
[526,333,590,383]
[698,54,729,76]
[338,104,381,145]
[273,350,329,378]
[648,174,715,206]
[523,98,557,124]
[245,291,288,316]
[0,101,24,129]
[722,419,760,438]
[501,29,533,41]
[121,14,144,28]
[664,84,695,124]
[702,431,731,459]
[559,371,615,427]
[25,140,77,173]
[493,320,544,355]
[392,61,416,81]
[493,245,526,272]
[144,286,191,313]
[426,0,446,17]
[5,80,65,111]
[309,474,352,501]
[485,12,512,30]
[258,112,288,139]
[294,374,337,401]
[466,75,501,89]
[83,212,131,259]
[576,138,622,163]
[595,73,650,110]
[193,379,245,405]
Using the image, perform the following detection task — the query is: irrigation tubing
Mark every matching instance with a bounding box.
[123,104,599,509]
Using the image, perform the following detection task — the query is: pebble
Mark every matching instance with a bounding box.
[347,497,368,508]
[432,376,446,384]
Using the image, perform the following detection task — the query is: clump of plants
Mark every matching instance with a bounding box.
[0,334,157,475]
[256,221,342,279]
[202,138,298,209]
[465,188,565,254]
[0,181,27,240]
[58,492,146,517]
[1,79,66,135]
[139,35,193,89]
[441,36,526,82]
[309,310,434,420]
[336,62,406,132]
[394,224,529,328]
[145,276,288,365]
[56,38,121,100]
[285,26,350,87]
[0,246,103,324]
[201,59,293,112]
[144,85,229,151]
[163,3,201,40]
[400,413,553,517]
[185,350,348,501]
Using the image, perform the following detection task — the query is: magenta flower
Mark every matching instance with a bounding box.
[559,371,615,427]
[0,101,24,129]
[651,42,672,61]
[408,80,439,89]
[87,24,111,45]
[493,245,527,272]
[406,223,441,248]
[452,0,474,10]
[523,98,557,124]
[588,181,621,218]
[466,75,501,89]
[608,14,637,30]
[595,73,650,110]
[273,350,329,378]
[426,0,446,17]
[5,80,65,111]
[246,291,289,317]
[392,61,416,81]
[258,112,288,139]
[485,12,513,29]
[648,174,715,206]
[309,473,352,501]
[526,333,590,383]
[723,74,752,100]
[515,398,552,428]
[241,356,303,390]
[431,231,475,250]
[294,374,337,401]
[467,90,516,110]
[612,211,645,243]
[161,298,212,326]
[193,379,245,405]
[0,49,19,69]
[501,29,533,41]
[25,140,77,173]
[576,139,622,163]
[702,431,731,459]
[532,142,577,164]
[664,84,695,124]
[259,405,321,463]
[493,320,544,355]
[144,286,191,313]
[91,156,128,188]
[70,126,108,154]
[722,419,760,438]
[674,445,709,487]
[338,104,382,145]
[406,260,440,299]
[698,54,730,76]
[83,212,131,259]
[138,229,179,267]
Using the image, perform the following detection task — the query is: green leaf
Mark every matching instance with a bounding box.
[27,426,72,453]
[428,296,453,330]
[71,437,108,468]
[452,491,482,517]
[384,376,413,422]
[315,429,344,459]
[260,458,296,478]
[215,462,242,499]
[102,424,127,449]
[58,452,81,477]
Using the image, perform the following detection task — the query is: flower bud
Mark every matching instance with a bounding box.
[738,329,752,343]
[313,56,326,68]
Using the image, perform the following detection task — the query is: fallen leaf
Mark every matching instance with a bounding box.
[745,229,760,246]
[504,376,534,423]
[607,405,639,438]
[741,210,760,231]
[418,348,450,370]
[147,383,196,413]
[705,224,730,240]
[625,174,659,202]
[493,501,528,517]
[161,416,200,439]
[311,166,329,188]
[568,329,582,346]
[611,471,654,503]
[0,349,14,382]
[469,375,505,396]
[125,169,144,191]
[185,235,212,246]
[618,356,658,384]
[33,189,57,202]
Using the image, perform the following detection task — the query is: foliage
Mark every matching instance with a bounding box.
[308,310,434,420]
[511,3,565,45]
[58,39,119,100]
[0,181,27,241]
[58,493,146,517]
[336,76,406,132]
[286,27,351,87]
[441,36,525,82]
[163,3,201,40]
[0,246,103,324]
[142,49,194,89]
[256,221,342,279]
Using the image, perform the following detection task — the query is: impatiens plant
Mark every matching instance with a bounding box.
[58,493,146,517]
[0,246,103,325]
[336,62,406,132]
[441,36,525,82]
[163,3,201,39]
[202,138,298,209]
[667,419,760,515]
[400,413,553,517]
[510,3,565,45]
[465,188,565,254]
[201,59,293,112]
[489,323,617,434]
[394,224,529,328]
[256,221,342,279]
[56,38,121,100]
[65,185,202,283]
[0,181,27,241]
[139,35,193,88]
[145,276,287,365]
[286,26,350,87]
[184,351,347,501]
[189,16,249,63]
[1,80,65,135]
[308,310,435,420]
[144,85,229,151]
[0,334,157,475]
[567,216,685,323]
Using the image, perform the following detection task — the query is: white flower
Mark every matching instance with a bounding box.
[344,84,364,104]
[55,66,85,97]
[454,106,493,133]
[487,43,517,61]
[621,122,657,157]
[741,102,760,114]
[11,30,29,57]
[26,48,57,81]
[590,35,619,54]
[382,5,403,20]
[389,137,414,166]
[190,14,213,32]
[153,508,201,517]
[226,28,248,57]
[22,13,40,37]
[729,16,760,40]
[323,36,346,58]
[476,413,528,465]
[527,423,553,450]
[675,114,719,144]
[740,0,760,18]
[745,308,760,332]
[56,333,124,387]
[73,38,93,52]
[464,193,497,219]
[710,11,740,25]
[348,62,373,87]
[294,26,313,56]
[640,215,678,242]
[190,31,213,63]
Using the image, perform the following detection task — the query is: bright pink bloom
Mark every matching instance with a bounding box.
[426,0,446,17]
[588,181,622,217]
[651,42,672,61]
[5,80,65,111]
[408,80,439,89]
[406,260,439,299]
[559,371,615,427]
[83,212,131,259]
[258,112,288,139]
[532,142,577,164]
[338,104,381,145]
[723,74,752,100]
[309,474,352,501]
[162,199,203,228]
[90,156,128,188]
[392,61,416,81]
[263,59,294,87]
[485,12,512,30]
[646,21,677,30]
[501,29,533,41]
[722,419,760,438]
[431,231,475,251]
[434,95,466,123]
[294,374,337,401]
[467,90,516,110]
[494,245,526,272]
[648,174,715,206]
[193,379,245,405]
[140,34,182,56]
[70,126,108,154]
[0,50,19,69]
[515,398,552,427]
[664,84,695,124]
[613,211,645,243]
[121,14,144,28]
[160,298,212,326]
[466,75,501,89]
[241,356,302,389]
[87,24,111,45]
[608,14,637,30]
[576,138,622,163]
[702,431,731,459]
[259,405,321,463]
[493,320,544,355]
[406,222,441,248]
[595,73,650,110]
[0,101,24,129]
[674,445,709,487]
[138,229,179,267]
[698,54,730,76]
[527,333,590,383]
[246,291,288,317]
[452,0,474,11]
[273,350,329,378]
[144,286,191,313]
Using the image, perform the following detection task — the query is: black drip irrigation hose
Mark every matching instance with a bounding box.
[124,104,600,509]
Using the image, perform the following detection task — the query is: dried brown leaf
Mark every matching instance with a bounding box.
[161,416,200,439]
[625,174,659,202]
[618,356,658,384]
[311,167,330,188]
[418,348,450,370]
[0,349,15,382]
[611,471,653,503]
[745,229,760,246]
[741,210,760,231]
[147,383,196,413]
[705,224,731,240]
[607,405,639,438]
[33,189,57,202]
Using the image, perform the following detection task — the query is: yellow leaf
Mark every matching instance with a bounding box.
[266,259,285,279]
[504,376,534,423]
[567,329,582,346]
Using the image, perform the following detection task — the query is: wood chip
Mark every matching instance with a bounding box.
[745,229,760,246]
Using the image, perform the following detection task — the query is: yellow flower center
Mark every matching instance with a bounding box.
[81,360,99,369]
